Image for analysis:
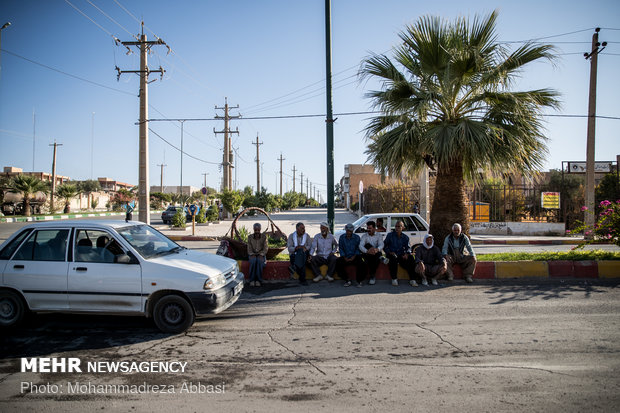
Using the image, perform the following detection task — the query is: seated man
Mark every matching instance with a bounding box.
[375,217,387,232]
[310,222,338,282]
[414,234,446,286]
[442,223,476,283]
[247,223,268,287]
[287,222,312,286]
[336,223,365,287]
[383,221,416,286]
[359,220,385,285]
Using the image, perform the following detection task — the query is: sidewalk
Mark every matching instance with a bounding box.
[0,211,126,223]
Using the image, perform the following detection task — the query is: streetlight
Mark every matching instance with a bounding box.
[0,22,12,81]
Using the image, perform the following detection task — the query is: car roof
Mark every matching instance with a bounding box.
[21,220,144,230]
[363,213,419,217]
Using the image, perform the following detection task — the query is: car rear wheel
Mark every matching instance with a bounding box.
[0,290,26,328]
[153,295,195,334]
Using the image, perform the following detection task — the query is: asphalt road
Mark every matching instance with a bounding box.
[1,279,618,412]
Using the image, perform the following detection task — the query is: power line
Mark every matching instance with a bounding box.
[85,0,135,38]
[148,128,220,165]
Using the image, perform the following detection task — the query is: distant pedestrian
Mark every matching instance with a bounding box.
[287,222,312,286]
[442,223,476,283]
[125,201,134,222]
[247,223,268,287]
[414,234,446,286]
[310,222,338,282]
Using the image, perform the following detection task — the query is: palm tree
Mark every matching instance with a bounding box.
[359,11,560,244]
[5,175,49,216]
[56,183,78,213]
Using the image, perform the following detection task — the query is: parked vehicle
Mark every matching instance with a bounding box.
[161,205,192,224]
[0,220,244,333]
[334,213,429,247]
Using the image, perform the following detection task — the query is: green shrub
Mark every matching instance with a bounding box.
[207,206,218,222]
[172,209,186,228]
[195,211,207,223]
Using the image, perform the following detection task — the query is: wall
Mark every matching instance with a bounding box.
[470,222,566,236]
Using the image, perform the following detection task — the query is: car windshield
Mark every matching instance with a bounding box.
[350,216,367,228]
[117,224,183,259]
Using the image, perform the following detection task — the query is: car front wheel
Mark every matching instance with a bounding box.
[153,295,195,334]
[0,290,26,328]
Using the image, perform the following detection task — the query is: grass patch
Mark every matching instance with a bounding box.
[478,250,620,262]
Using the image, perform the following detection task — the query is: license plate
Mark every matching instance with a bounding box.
[233,282,243,296]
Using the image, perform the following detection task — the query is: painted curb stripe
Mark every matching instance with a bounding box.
[495,261,548,278]
[598,261,620,278]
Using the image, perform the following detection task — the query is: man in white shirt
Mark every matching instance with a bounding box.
[359,220,386,285]
[287,222,312,286]
[310,222,338,282]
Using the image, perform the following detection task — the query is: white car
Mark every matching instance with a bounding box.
[0,220,244,333]
[335,213,430,247]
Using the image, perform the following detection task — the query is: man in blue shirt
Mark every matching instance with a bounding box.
[336,223,365,287]
[383,220,417,286]
[442,223,476,283]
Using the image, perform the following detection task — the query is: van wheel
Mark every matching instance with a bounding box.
[0,290,25,328]
[153,295,195,334]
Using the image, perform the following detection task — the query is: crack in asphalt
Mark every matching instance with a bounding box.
[416,307,471,357]
[266,293,327,376]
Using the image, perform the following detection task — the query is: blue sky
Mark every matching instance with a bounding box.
[1,0,619,200]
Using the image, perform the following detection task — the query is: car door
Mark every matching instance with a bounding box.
[400,216,425,246]
[68,229,143,312]
[3,228,70,310]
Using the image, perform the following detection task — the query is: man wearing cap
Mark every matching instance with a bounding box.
[414,234,446,286]
[442,223,476,283]
[337,223,365,287]
[383,220,417,286]
[247,223,268,287]
[359,220,385,285]
[287,222,312,286]
[310,222,338,282]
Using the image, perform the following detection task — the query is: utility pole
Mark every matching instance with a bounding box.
[292,165,297,192]
[307,178,310,198]
[32,110,36,171]
[115,23,167,224]
[584,28,607,237]
[324,0,335,233]
[179,120,185,195]
[157,163,166,193]
[49,141,63,212]
[214,98,240,192]
[278,153,285,196]
[300,172,304,195]
[252,134,263,193]
[202,172,209,206]
[91,112,95,180]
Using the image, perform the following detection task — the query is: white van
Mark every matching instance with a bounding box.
[0,220,244,333]
[335,213,430,247]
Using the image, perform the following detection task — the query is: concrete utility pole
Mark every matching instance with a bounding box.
[253,134,263,193]
[307,178,310,198]
[49,141,63,212]
[115,23,167,224]
[157,163,166,193]
[292,165,297,193]
[324,0,335,233]
[300,172,304,195]
[202,172,209,206]
[584,28,607,237]
[278,153,285,196]
[179,120,185,195]
[214,98,240,192]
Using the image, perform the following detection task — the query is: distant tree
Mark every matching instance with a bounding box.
[220,189,244,215]
[76,180,101,210]
[5,175,48,216]
[596,173,620,206]
[56,183,78,213]
[151,192,172,209]
[281,191,300,210]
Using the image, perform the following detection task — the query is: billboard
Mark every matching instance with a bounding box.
[541,192,560,209]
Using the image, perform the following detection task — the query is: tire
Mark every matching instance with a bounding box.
[153,295,195,334]
[0,290,26,328]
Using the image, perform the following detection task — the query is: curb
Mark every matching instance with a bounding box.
[470,239,607,245]
[237,260,620,282]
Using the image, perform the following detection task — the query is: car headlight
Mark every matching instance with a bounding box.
[204,273,226,290]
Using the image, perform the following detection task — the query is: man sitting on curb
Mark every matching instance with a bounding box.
[337,223,365,287]
[383,221,417,286]
[247,223,268,287]
[442,223,476,283]
[359,220,387,285]
[310,222,338,282]
[287,222,312,286]
[414,234,446,286]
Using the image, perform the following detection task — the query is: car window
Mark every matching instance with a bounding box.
[411,215,427,231]
[74,229,125,263]
[117,224,181,259]
[13,229,69,261]
[0,228,33,260]
[400,216,419,231]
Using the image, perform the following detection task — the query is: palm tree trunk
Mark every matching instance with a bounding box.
[429,159,469,248]
[24,196,31,217]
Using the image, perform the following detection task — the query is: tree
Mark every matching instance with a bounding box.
[359,11,559,245]
[5,175,49,216]
[56,183,78,213]
[77,180,101,210]
[220,189,244,215]
[596,173,620,207]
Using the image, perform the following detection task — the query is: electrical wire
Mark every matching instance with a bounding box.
[148,128,220,165]
[85,0,135,38]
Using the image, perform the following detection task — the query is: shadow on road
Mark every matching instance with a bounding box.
[483,279,619,305]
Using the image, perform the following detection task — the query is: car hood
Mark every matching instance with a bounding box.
[148,249,236,276]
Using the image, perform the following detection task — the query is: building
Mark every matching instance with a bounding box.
[2,166,69,186]
[340,164,386,209]
[98,177,134,192]
[149,185,200,196]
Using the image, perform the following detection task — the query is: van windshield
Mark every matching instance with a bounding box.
[117,225,183,259]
